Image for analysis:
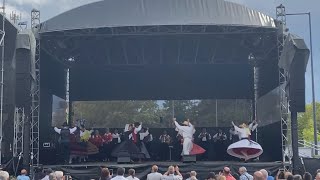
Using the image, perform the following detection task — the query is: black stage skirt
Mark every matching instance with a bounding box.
[111,140,150,159]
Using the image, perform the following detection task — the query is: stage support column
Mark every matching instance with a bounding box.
[68,101,73,125]
[23,115,30,171]
[291,111,302,174]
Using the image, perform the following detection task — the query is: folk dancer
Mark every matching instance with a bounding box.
[173,118,205,156]
[54,122,77,164]
[227,122,263,161]
[159,130,171,160]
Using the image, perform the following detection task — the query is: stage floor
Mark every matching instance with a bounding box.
[42,161,285,180]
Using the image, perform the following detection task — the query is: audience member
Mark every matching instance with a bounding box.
[260,169,268,180]
[55,171,64,180]
[42,168,53,180]
[162,165,183,180]
[147,165,162,180]
[206,172,216,180]
[315,173,320,180]
[49,173,57,180]
[100,168,112,180]
[254,171,264,180]
[285,172,293,179]
[223,167,236,180]
[293,175,302,180]
[0,170,9,180]
[287,175,294,180]
[239,167,253,180]
[126,169,139,180]
[303,172,312,180]
[276,171,285,180]
[186,171,197,180]
[17,169,30,180]
[217,175,227,180]
[111,168,127,180]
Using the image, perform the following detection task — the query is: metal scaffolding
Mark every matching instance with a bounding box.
[30,9,40,165]
[0,0,5,165]
[276,4,292,167]
[13,108,24,158]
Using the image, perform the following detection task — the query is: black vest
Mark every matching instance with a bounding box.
[60,128,70,143]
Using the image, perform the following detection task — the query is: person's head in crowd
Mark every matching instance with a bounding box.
[117,167,125,176]
[49,172,57,180]
[0,170,9,180]
[293,175,302,180]
[254,171,264,180]
[287,175,294,180]
[128,169,136,178]
[219,129,223,134]
[114,129,118,134]
[168,166,175,175]
[260,169,268,180]
[223,167,231,176]
[315,173,320,180]
[190,171,197,177]
[62,122,68,127]
[151,165,159,173]
[105,128,110,134]
[21,169,28,175]
[163,130,167,135]
[303,172,312,180]
[134,122,140,128]
[202,128,207,133]
[55,171,64,180]
[276,170,285,180]
[239,167,248,175]
[44,168,53,175]
[100,168,111,179]
[206,172,216,180]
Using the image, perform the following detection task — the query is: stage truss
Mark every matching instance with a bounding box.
[276,5,292,168]
[13,107,24,158]
[30,9,40,166]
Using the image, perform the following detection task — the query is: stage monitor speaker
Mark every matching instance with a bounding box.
[183,155,196,163]
[117,151,131,164]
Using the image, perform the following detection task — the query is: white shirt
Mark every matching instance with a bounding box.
[174,121,195,139]
[54,127,77,134]
[111,176,127,180]
[147,172,162,180]
[139,130,150,141]
[161,174,183,180]
[112,133,121,143]
[234,125,250,139]
[126,176,140,180]
[41,175,49,180]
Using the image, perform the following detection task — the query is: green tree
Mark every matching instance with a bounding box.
[298,102,320,142]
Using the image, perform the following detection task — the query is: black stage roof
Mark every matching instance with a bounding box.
[39,0,280,101]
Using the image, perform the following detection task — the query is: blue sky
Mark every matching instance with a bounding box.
[7,0,320,103]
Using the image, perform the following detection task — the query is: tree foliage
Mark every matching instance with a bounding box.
[298,102,320,142]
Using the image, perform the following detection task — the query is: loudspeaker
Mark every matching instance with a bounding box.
[183,155,196,163]
[117,151,131,164]
[289,49,308,112]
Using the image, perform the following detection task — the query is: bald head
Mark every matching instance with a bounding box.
[260,169,268,180]
[254,171,264,180]
[152,165,159,173]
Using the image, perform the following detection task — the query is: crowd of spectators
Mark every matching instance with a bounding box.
[1,166,320,180]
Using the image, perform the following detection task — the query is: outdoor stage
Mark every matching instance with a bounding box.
[42,161,285,180]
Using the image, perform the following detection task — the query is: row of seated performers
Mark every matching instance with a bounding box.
[53,121,259,164]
